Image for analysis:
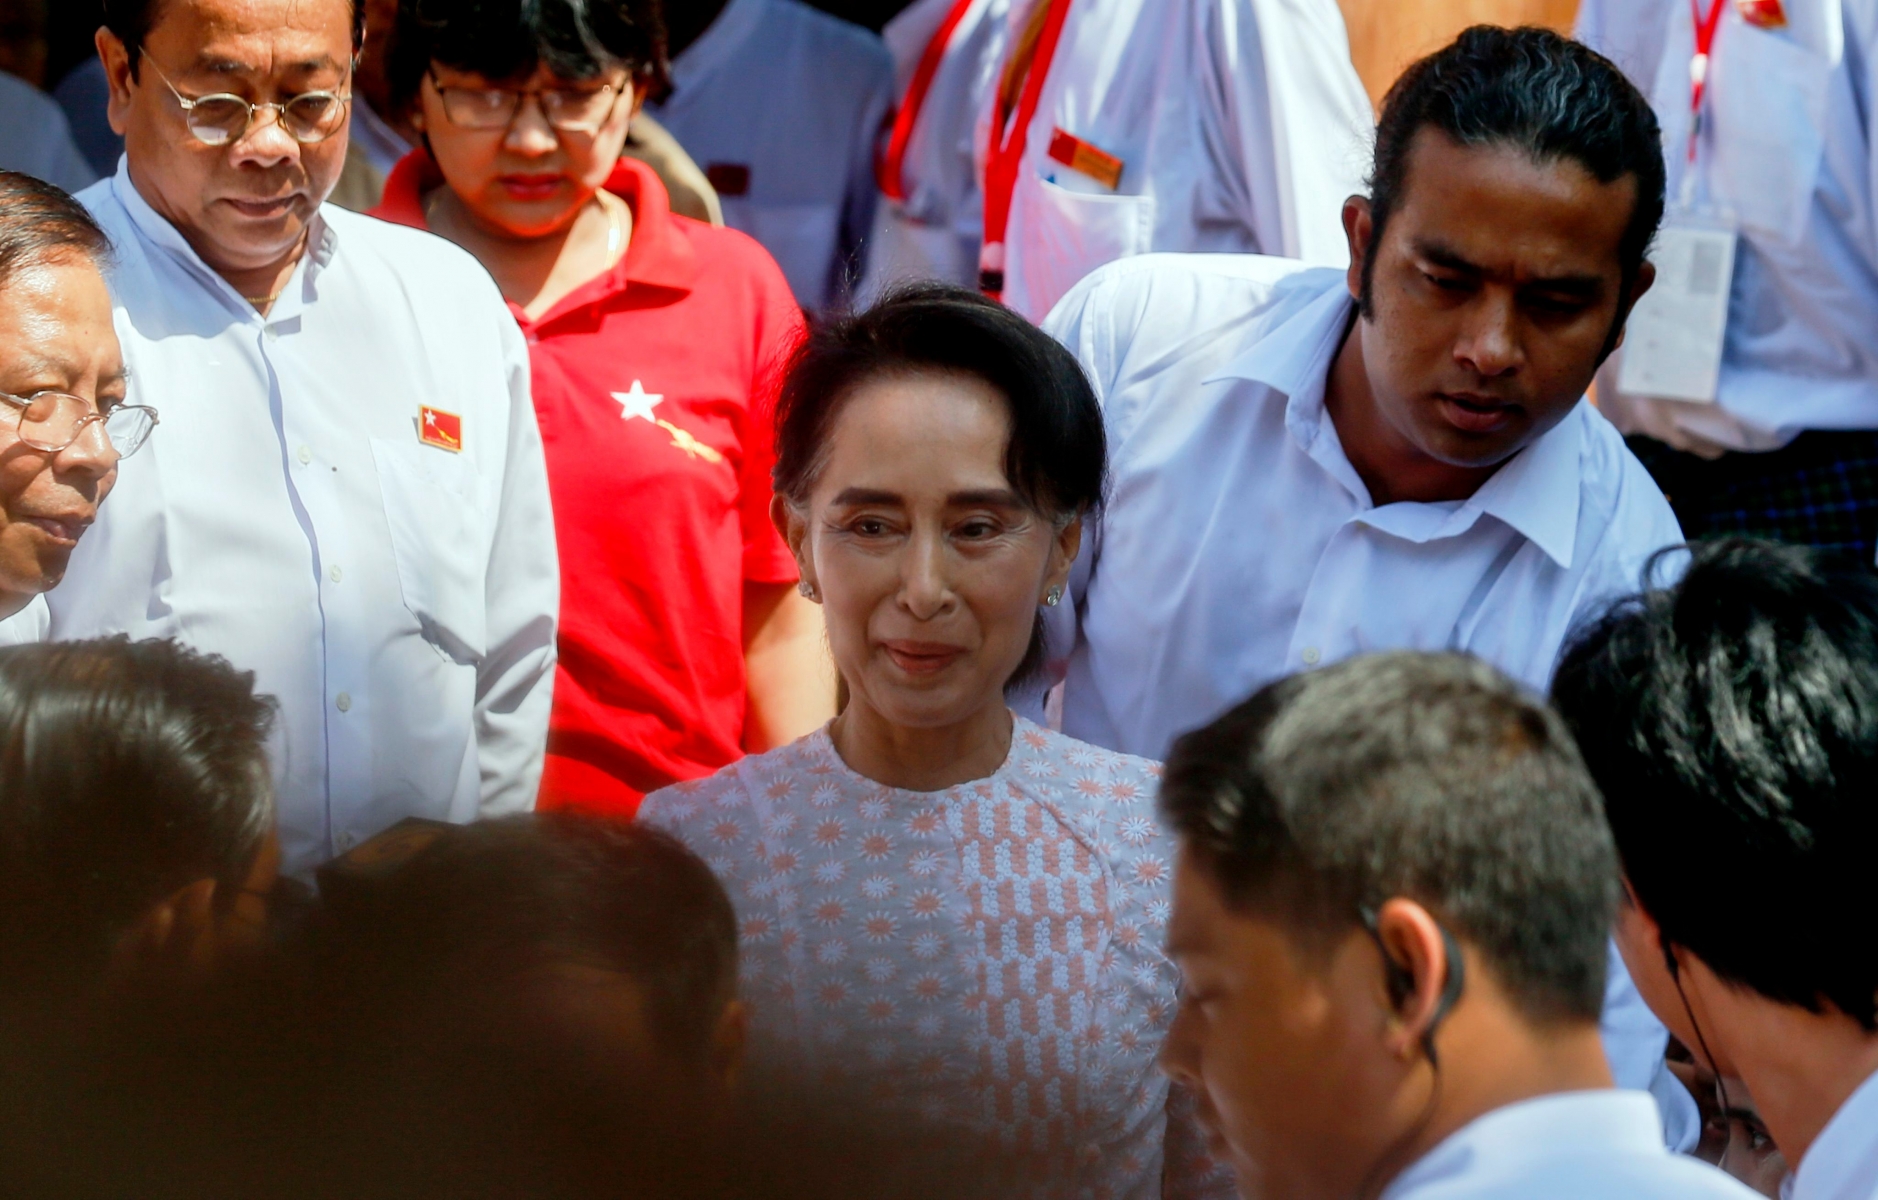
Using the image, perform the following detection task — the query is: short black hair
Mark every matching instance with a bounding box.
[0,637,276,989]
[323,814,738,1062]
[392,0,667,111]
[1161,651,1618,1025]
[103,0,367,76]
[1554,538,1878,1030]
[1363,26,1665,321]
[0,171,111,288]
[774,282,1107,689]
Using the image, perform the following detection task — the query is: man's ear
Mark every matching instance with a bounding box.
[1343,195,1374,304]
[1609,260,1658,353]
[96,29,135,138]
[1370,897,1458,1062]
[112,877,221,981]
[770,494,815,601]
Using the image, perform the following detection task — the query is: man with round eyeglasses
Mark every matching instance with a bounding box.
[0,171,152,646]
[47,0,561,878]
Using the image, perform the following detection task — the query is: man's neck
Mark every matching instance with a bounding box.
[1375,1009,1613,1198]
[1707,987,1878,1168]
[1323,312,1499,507]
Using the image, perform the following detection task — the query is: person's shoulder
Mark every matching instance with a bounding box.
[1049,252,1337,344]
[768,0,894,69]
[641,733,830,831]
[1021,719,1166,801]
[1570,401,1683,563]
[674,212,790,283]
[0,69,62,119]
[320,205,510,312]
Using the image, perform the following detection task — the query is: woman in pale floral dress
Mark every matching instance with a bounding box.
[640,285,1232,1198]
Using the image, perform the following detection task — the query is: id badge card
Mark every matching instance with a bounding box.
[1616,212,1737,404]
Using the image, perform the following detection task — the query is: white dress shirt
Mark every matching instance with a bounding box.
[856,0,1010,301]
[1038,254,1684,758]
[54,165,559,876]
[1579,0,1878,450]
[0,70,97,194]
[984,0,1373,322]
[1383,1091,1762,1200]
[0,596,47,647]
[1786,1067,1878,1200]
[1037,254,1686,1103]
[650,0,894,310]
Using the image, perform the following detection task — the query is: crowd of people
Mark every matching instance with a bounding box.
[0,0,1874,1196]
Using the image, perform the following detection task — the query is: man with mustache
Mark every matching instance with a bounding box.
[1034,26,1690,1131]
[48,0,559,877]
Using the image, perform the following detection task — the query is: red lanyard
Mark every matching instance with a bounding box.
[979,0,1073,299]
[1688,0,1729,161]
[878,0,978,202]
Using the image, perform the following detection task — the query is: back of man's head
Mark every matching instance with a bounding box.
[1554,538,1878,1029]
[307,814,741,1198]
[1162,650,1618,1026]
[0,636,276,995]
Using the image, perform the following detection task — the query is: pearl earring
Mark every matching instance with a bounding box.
[1043,586,1064,607]
[798,580,819,601]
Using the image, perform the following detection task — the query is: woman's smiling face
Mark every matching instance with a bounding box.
[785,370,1079,732]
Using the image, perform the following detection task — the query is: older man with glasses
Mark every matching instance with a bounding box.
[46,0,561,876]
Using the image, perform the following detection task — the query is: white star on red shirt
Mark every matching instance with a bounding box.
[613,380,664,423]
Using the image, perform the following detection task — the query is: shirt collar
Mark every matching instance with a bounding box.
[1789,1067,1878,1200]
[1384,1091,1665,1199]
[669,0,768,92]
[108,155,333,324]
[1201,279,1584,570]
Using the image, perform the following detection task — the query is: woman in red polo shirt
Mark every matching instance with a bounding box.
[374,0,833,816]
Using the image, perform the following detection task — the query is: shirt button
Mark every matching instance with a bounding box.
[264,325,279,342]
[328,564,342,583]
[335,692,352,713]
[1301,647,1321,666]
[297,445,311,465]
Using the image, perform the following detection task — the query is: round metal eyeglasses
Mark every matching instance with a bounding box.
[148,60,351,147]
[0,391,159,458]
[427,69,627,133]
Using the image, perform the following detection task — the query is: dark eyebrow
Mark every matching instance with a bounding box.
[1414,237,1606,297]
[196,55,346,77]
[829,487,903,507]
[828,487,1030,509]
[947,488,1028,509]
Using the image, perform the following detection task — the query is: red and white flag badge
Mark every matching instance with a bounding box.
[1046,127,1124,191]
[418,405,463,453]
[1736,0,1787,28]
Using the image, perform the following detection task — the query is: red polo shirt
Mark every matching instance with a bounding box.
[374,153,803,816]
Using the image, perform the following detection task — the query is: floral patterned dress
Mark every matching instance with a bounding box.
[640,714,1234,1199]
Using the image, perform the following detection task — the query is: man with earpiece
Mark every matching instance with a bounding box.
[1154,652,1761,1200]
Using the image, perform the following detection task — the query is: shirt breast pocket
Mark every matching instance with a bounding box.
[1015,174,1156,319]
[370,437,488,665]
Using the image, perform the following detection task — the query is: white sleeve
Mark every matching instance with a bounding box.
[473,314,559,817]
[1203,0,1373,266]
[0,594,50,647]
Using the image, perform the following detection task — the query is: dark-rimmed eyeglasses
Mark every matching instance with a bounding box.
[0,390,159,458]
[147,59,351,147]
[427,68,627,133]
